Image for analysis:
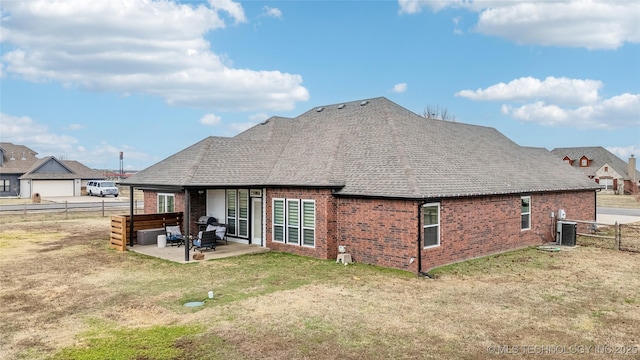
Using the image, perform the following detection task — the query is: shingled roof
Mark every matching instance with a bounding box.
[122,97,599,198]
[0,142,39,173]
[19,157,104,180]
[551,146,640,180]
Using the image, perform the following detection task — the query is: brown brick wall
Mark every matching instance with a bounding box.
[143,191,186,214]
[336,198,420,272]
[143,187,595,273]
[265,188,336,260]
[422,190,596,271]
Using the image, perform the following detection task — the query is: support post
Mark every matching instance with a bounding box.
[184,189,191,262]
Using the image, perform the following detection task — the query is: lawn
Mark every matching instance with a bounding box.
[0,214,638,359]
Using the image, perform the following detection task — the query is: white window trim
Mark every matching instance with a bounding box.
[272,197,316,248]
[422,202,440,249]
[521,196,531,231]
[272,198,285,243]
[301,199,316,248]
[158,193,175,213]
[286,199,301,245]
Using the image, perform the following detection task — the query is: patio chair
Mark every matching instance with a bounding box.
[214,224,228,245]
[164,223,185,247]
[192,229,217,252]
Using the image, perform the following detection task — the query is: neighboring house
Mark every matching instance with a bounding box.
[0,142,104,197]
[551,147,640,195]
[121,97,599,273]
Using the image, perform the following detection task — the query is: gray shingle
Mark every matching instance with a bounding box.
[123,97,599,198]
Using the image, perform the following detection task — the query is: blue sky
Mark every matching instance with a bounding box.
[1,0,639,171]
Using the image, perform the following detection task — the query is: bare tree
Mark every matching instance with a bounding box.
[422,105,456,122]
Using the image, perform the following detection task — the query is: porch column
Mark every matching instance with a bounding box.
[184,188,191,262]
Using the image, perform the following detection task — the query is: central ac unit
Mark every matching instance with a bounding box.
[557,221,577,246]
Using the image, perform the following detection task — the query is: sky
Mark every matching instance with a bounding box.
[1,0,639,171]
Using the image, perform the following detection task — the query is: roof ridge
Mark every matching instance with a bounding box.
[181,137,214,185]
[383,102,421,195]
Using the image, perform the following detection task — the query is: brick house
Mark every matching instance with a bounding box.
[121,97,599,273]
[551,146,640,195]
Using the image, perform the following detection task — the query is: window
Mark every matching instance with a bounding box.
[273,199,285,243]
[600,178,613,190]
[521,196,531,230]
[238,189,249,237]
[158,193,175,213]
[272,197,315,247]
[286,199,300,244]
[226,190,237,236]
[580,158,588,167]
[302,200,316,247]
[422,203,440,248]
[1,179,9,192]
[226,189,249,238]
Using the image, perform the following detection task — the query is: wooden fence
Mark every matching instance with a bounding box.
[568,219,640,252]
[110,212,183,251]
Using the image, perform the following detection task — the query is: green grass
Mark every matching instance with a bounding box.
[51,323,210,360]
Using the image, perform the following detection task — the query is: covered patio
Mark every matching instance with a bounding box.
[128,242,270,264]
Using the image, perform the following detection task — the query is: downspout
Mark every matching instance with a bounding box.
[417,200,434,278]
[129,185,134,247]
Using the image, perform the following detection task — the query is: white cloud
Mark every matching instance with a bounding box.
[500,93,640,129]
[0,112,78,155]
[398,0,640,50]
[248,113,270,122]
[229,122,258,133]
[392,82,408,93]
[200,113,222,126]
[457,76,602,105]
[461,77,639,129]
[262,6,283,19]
[0,112,151,169]
[0,0,308,111]
[69,123,85,130]
[606,145,640,164]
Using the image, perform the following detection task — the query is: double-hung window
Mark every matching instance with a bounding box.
[423,203,440,248]
[272,198,315,247]
[158,193,175,213]
[521,196,531,230]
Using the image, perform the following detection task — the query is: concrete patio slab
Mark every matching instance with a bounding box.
[128,241,270,263]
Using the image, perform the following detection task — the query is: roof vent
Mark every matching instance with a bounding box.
[338,104,345,109]
[316,107,324,112]
[360,100,369,106]
[10,152,15,161]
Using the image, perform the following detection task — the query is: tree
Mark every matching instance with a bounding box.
[421,105,456,122]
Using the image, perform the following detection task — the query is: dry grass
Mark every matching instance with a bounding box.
[1,215,639,359]
[596,193,640,209]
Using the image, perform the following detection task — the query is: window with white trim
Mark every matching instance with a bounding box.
[521,196,531,230]
[272,197,315,247]
[600,178,613,190]
[273,198,285,243]
[422,203,440,248]
[158,193,175,213]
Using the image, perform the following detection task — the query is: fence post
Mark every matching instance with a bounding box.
[102,200,105,217]
[65,201,68,219]
[615,221,620,250]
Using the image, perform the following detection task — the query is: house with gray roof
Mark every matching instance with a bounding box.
[121,97,599,273]
[551,146,640,195]
[0,142,104,197]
